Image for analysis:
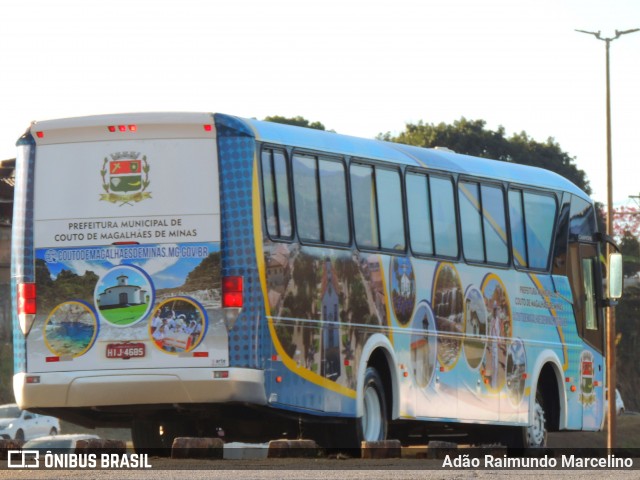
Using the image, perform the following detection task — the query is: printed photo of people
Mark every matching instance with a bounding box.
[481,275,512,391]
[149,298,205,354]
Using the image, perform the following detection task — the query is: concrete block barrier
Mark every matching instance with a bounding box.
[171,437,224,459]
[75,438,127,454]
[360,439,402,459]
[425,440,459,459]
[0,439,24,460]
[267,439,320,458]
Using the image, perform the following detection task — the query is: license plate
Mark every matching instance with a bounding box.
[106,342,145,359]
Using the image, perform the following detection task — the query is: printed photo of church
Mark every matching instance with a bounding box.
[97,274,148,309]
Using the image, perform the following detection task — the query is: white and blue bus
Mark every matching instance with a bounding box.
[12,113,622,449]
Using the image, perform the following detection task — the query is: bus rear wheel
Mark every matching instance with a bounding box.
[131,418,163,452]
[357,367,388,443]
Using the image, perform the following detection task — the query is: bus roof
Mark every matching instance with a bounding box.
[25,112,590,201]
[226,114,590,201]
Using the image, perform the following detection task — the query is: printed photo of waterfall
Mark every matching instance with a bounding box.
[44,301,98,357]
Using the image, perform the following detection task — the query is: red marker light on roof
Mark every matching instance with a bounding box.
[128,125,137,132]
[36,131,44,138]
[118,125,126,132]
[204,124,213,132]
[108,126,116,132]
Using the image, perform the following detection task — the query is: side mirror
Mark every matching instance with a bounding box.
[608,252,623,300]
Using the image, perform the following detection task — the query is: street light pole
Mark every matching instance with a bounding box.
[576,27,639,449]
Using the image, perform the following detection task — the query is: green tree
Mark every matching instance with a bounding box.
[263,115,326,131]
[378,118,591,194]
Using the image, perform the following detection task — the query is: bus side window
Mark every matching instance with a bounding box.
[481,184,508,264]
[406,172,434,256]
[430,176,458,258]
[459,181,509,265]
[291,154,350,246]
[318,158,349,245]
[523,192,556,270]
[292,154,321,242]
[582,257,597,330]
[375,167,405,251]
[459,181,484,262]
[508,189,528,267]
[508,189,557,270]
[261,148,292,239]
[350,164,379,249]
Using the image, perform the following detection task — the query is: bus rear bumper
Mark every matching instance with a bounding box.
[14,368,267,409]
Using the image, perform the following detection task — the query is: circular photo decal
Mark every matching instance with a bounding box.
[463,286,488,370]
[481,274,512,391]
[95,265,154,327]
[390,257,416,326]
[432,263,463,371]
[409,302,437,388]
[44,301,98,358]
[150,297,207,354]
[506,338,527,407]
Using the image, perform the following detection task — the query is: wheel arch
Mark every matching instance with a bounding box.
[529,349,566,431]
[356,333,399,420]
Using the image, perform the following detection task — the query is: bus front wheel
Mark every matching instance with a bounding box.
[357,367,388,443]
[526,393,547,447]
[511,391,547,448]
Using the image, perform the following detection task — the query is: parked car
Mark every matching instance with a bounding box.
[23,433,101,451]
[616,389,625,416]
[0,403,60,441]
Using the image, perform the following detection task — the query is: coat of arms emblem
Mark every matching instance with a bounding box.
[100,152,151,205]
[579,350,596,405]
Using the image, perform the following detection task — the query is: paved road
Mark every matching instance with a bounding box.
[2,456,639,479]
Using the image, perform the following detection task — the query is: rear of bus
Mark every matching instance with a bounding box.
[12,113,266,432]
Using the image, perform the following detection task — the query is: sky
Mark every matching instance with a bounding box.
[1,0,639,205]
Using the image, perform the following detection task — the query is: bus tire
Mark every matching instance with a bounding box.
[512,390,547,448]
[131,418,163,452]
[357,367,388,443]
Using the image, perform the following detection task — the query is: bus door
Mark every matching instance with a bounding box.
[567,241,605,430]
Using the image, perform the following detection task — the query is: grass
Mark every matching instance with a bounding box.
[99,304,149,326]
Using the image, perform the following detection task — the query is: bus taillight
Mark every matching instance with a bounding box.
[222,276,243,308]
[222,276,243,330]
[18,283,37,335]
[18,283,36,315]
